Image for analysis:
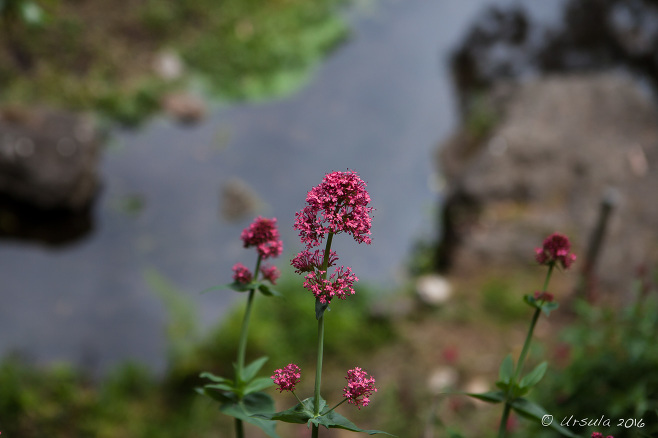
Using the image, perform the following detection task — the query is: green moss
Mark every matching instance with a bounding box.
[0,0,350,125]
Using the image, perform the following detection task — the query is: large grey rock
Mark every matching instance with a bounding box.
[437,74,658,293]
[0,108,101,210]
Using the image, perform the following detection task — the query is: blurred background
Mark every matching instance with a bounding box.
[1,0,657,436]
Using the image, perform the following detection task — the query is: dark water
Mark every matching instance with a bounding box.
[0,0,564,374]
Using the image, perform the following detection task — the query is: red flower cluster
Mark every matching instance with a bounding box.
[302,266,358,304]
[260,265,280,285]
[533,291,554,302]
[294,171,373,249]
[292,171,373,304]
[535,233,577,269]
[343,367,377,409]
[241,216,283,259]
[271,363,301,393]
[232,263,253,284]
[591,433,613,438]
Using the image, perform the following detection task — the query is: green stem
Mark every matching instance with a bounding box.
[498,403,512,438]
[236,255,263,382]
[498,264,555,438]
[235,418,244,438]
[513,264,554,381]
[234,255,262,438]
[312,233,335,437]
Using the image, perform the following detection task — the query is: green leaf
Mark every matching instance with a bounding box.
[220,392,280,438]
[202,281,255,294]
[541,302,559,317]
[312,410,395,435]
[256,397,317,424]
[463,390,506,404]
[498,354,514,384]
[197,387,237,404]
[199,372,232,384]
[244,377,274,395]
[511,397,579,438]
[204,383,235,392]
[519,361,548,389]
[243,356,269,382]
[258,283,282,297]
[315,297,330,320]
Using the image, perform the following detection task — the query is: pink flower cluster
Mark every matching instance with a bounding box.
[591,433,613,438]
[535,232,577,269]
[241,216,283,259]
[232,263,280,285]
[302,266,358,304]
[343,367,377,409]
[232,263,253,284]
[231,217,282,286]
[533,290,554,302]
[271,363,301,393]
[291,171,373,303]
[294,171,373,249]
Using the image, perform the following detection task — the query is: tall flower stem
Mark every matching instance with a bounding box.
[498,265,554,438]
[236,254,262,381]
[234,254,262,437]
[312,233,334,437]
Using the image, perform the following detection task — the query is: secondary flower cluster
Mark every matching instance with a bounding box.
[535,232,577,269]
[271,364,301,393]
[271,364,377,409]
[232,217,282,285]
[291,171,373,303]
[591,433,613,438]
[343,367,377,409]
[241,216,283,259]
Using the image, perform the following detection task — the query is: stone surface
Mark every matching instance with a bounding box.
[436,74,658,294]
[0,107,101,211]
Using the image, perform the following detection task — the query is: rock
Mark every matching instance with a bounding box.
[427,366,459,394]
[0,107,101,211]
[416,274,452,306]
[161,92,206,124]
[436,74,658,294]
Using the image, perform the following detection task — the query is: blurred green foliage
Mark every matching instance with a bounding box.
[0,0,349,125]
[529,274,658,438]
[0,268,394,436]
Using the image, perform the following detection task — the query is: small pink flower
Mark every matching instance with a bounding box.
[272,363,301,393]
[343,367,377,409]
[261,265,280,285]
[291,249,338,274]
[232,263,252,284]
[533,291,554,302]
[294,171,373,249]
[303,266,358,304]
[241,217,283,259]
[535,233,577,269]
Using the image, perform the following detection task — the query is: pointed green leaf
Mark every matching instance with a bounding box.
[243,356,269,382]
[524,294,539,309]
[312,410,395,435]
[244,377,274,395]
[511,397,579,438]
[219,392,280,438]
[204,383,235,392]
[463,390,506,404]
[255,397,316,424]
[258,283,283,297]
[199,371,233,384]
[519,361,548,389]
[541,302,559,317]
[499,354,514,384]
[197,387,237,404]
